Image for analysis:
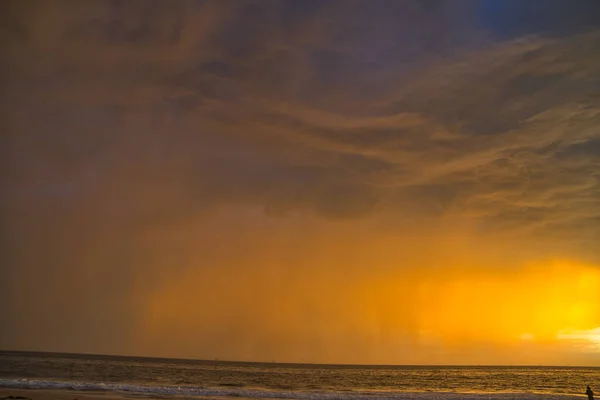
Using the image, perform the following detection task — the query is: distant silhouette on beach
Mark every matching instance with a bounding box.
[587,386,594,400]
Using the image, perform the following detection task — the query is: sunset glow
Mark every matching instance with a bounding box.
[417,262,600,345]
[131,209,600,364]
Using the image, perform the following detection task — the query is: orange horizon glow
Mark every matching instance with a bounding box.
[416,261,600,346]
[131,210,600,365]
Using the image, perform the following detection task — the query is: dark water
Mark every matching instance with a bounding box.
[0,351,597,399]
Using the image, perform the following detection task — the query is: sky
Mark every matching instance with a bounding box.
[1,0,600,366]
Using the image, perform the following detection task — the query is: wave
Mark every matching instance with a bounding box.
[0,378,581,400]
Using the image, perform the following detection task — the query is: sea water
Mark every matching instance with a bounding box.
[0,351,597,400]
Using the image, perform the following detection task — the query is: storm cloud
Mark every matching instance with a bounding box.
[1,0,599,364]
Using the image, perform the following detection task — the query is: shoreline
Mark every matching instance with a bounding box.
[0,387,584,400]
[0,389,131,400]
[0,389,240,400]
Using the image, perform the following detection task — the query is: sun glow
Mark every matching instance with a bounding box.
[136,238,600,364]
[557,327,600,350]
[416,262,600,347]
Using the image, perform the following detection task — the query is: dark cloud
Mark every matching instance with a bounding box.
[480,0,600,39]
[1,0,600,361]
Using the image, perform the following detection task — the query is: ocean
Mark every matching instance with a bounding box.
[0,351,597,400]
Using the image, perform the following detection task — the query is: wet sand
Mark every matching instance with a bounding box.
[0,389,131,400]
[0,387,585,400]
[0,389,243,400]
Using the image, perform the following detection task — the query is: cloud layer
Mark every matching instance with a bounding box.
[1,0,599,364]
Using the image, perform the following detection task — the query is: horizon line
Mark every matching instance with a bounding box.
[1,348,598,369]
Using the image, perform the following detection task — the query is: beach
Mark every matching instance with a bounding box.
[0,352,595,400]
[0,387,586,400]
[0,389,131,400]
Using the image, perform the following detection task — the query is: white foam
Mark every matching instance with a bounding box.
[0,378,581,400]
